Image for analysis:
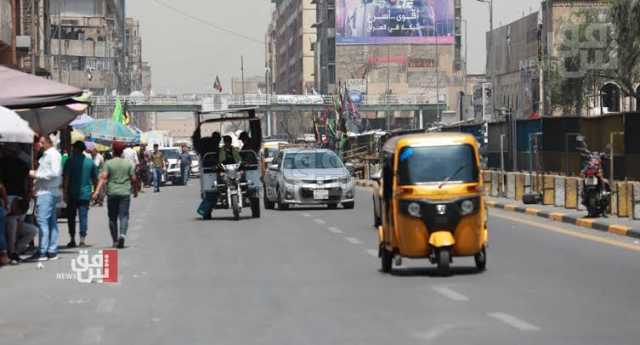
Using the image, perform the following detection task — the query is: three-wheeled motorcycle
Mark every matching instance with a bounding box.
[196,108,262,220]
[373,132,488,276]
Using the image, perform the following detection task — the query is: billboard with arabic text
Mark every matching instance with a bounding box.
[336,0,455,45]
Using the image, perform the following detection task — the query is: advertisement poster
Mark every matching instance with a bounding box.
[336,0,455,45]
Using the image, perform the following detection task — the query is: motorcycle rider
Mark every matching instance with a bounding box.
[219,135,241,165]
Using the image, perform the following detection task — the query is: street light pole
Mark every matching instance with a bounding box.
[477,0,495,120]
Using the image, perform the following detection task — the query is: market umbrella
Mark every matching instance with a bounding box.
[70,113,95,128]
[14,103,89,135]
[0,66,83,108]
[0,106,35,143]
[76,119,138,145]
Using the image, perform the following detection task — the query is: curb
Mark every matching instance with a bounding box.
[486,200,640,240]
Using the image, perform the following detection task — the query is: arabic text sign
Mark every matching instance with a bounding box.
[336,0,455,45]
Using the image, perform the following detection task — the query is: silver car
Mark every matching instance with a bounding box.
[263,148,355,209]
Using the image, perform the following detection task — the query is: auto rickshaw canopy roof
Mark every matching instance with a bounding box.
[382,132,479,154]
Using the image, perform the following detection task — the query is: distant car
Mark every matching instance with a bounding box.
[263,148,355,210]
[189,152,200,176]
[159,147,183,185]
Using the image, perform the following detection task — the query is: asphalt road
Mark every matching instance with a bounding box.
[2,182,640,345]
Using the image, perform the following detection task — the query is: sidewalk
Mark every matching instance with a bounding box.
[354,179,640,240]
[487,196,640,240]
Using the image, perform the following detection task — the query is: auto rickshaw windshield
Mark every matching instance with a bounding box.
[398,144,479,185]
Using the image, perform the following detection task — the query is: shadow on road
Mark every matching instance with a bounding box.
[387,266,483,277]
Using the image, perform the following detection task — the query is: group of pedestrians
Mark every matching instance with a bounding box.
[0,136,139,266]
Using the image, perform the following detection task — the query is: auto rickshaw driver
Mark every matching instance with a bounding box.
[376,132,488,276]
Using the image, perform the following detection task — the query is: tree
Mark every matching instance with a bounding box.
[606,0,640,110]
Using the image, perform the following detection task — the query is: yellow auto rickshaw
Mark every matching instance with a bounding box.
[374,132,488,275]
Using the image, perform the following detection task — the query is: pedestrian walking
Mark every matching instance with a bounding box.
[63,141,98,248]
[150,144,165,193]
[178,145,192,185]
[26,135,63,262]
[92,141,138,249]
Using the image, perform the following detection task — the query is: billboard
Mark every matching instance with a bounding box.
[336,0,455,45]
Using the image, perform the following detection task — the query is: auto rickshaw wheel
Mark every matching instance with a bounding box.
[474,247,487,271]
[380,247,393,274]
[437,248,451,276]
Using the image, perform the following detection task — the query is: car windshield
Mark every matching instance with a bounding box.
[283,151,343,170]
[160,149,179,160]
[398,145,478,185]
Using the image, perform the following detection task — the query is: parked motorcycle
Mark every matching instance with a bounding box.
[576,136,610,217]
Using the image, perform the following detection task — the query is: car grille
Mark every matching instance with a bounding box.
[300,187,342,201]
[302,178,339,184]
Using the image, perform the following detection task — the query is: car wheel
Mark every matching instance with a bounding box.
[327,203,338,210]
[277,189,289,210]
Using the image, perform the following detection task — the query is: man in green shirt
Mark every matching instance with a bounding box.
[93,141,138,249]
[63,141,98,248]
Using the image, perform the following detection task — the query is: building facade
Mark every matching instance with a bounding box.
[312,0,336,94]
[270,0,316,94]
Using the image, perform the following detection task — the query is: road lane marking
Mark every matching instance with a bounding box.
[432,286,470,302]
[96,299,115,313]
[493,212,640,253]
[413,324,456,341]
[366,249,378,257]
[81,327,104,344]
[488,312,540,331]
[328,227,343,234]
[301,212,311,217]
[344,237,362,245]
[313,218,326,225]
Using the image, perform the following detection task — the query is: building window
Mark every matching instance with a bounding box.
[328,64,336,84]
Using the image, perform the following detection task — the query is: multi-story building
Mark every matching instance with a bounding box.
[270,0,316,94]
[486,0,634,119]
[0,0,17,67]
[311,0,336,94]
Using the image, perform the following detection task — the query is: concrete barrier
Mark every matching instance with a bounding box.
[633,182,640,220]
[506,173,516,199]
[543,175,555,205]
[576,178,586,211]
[491,171,499,197]
[554,176,565,207]
[482,171,492,195]
[617,182,630,218]
[515,173,525,201]
[611,183,618,216]
[565,177,579,209]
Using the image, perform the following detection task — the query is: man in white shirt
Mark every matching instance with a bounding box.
[123,145,139,169]
[26,135,63,262]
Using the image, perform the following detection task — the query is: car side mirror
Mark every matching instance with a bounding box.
[268,164,279,171]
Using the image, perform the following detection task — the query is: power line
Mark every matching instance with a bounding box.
[151,0,265,45]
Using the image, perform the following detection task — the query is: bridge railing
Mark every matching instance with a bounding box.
[91,94,437,107]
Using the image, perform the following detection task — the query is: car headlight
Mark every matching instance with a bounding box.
[339,176,351,184]
[407,202,422,218]
[460,199,475,216]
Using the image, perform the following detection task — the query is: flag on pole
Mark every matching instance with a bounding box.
[213,76,223,92]
[112,96,125,124]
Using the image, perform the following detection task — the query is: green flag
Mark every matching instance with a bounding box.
[112,96,125,124]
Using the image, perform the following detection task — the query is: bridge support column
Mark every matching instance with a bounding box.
[419,109,424,130]
[266,111,272,137]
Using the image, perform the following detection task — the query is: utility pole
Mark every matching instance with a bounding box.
[241,55,246,105]
[386,45,391,130]
[436,23,440,122]
[30,0,36,74]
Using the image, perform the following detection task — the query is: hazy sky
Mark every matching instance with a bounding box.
[127,0,541,94]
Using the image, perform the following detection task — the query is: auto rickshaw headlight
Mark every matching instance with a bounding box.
[408,202,422,218]
[460,199,475,215]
